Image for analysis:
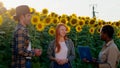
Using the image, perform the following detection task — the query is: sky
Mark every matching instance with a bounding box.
[0,0,120,22]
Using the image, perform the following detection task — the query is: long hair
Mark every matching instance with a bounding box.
[55,23,67,53]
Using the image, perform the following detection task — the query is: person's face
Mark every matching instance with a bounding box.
[24,13,32,25]
[59,26,67,37]
[100,30,107,41]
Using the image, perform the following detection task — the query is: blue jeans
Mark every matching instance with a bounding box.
[53,62,71,68]
[26,59,32,68]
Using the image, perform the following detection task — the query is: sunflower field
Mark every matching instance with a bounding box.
[0,6,120,68]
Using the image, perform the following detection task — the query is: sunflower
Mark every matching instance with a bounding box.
[76,25,82,33]
[29,7,36,13]
[61,14,68,18]
[54,14,58,18]
[97,27,101,33]
[78,16,82,19]
[48,26,55,36]
[42,8,48,15]
[85,19,90,25]
[60,17,68,24]
[9,8,15,16]
[89,27,95,34]
[93,17,96,20]
[50,12,56,17]
[0,15,3,25]
[70,17,78,26]
[115,22,120,28]
[102,21,106,25]
[88,19,96,26]
[77,20,85,27]
[34,12,40,16]
[31,15,40,25]
[97,19,103,27]
[52,18,59,25]
[36,23,45,31]
[107,21,112,25]
[40,13,48,19]
[85,16,90,20]
[5,11,11,17]
[4,12,11,19]
[98,20,106,27]
[66,25,71,33]
[81,16,85,20]
[71,13,77,18]
[117,31,120,38]
[43,17,52,26]
[111,22,115,26]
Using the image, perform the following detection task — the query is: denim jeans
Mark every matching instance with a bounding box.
[26,59,32,68]
[53,62,71,68]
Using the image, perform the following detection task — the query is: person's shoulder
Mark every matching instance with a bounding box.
[51,39,55,42]
[109,42,118,50]
[66,38,74,47]
[17,28,26,34]
[50,40,55,44]
[109,40,117,47]
[17,25,28,34]
[66,38,73,42]
[48,40,55,47]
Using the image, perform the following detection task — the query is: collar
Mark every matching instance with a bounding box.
[105,40,114,47]
[15,23,26,31]
[18,23,26,28]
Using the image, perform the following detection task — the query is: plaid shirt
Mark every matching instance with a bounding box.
[12,24,34,68]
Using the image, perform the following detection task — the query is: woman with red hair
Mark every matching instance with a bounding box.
[47,23,75,68]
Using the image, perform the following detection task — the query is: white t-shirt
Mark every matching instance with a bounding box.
[26,42,31,59]
[27,42,31,51]
[55,42,68,59]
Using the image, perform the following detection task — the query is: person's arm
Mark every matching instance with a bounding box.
[16,29,35,57]
[107,46,118,68]
[47,40,56,61]
[67,39,75,62]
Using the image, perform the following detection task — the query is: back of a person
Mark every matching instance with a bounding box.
[109,42,120,68]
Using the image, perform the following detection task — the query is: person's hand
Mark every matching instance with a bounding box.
[83,58,97,63]
[59,59,68,65]
[34,49,42,57]
[55,58,61,64]
[92,58,97,63]
[83,58,90,63]
[56,59,68,65]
